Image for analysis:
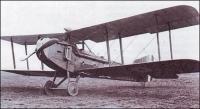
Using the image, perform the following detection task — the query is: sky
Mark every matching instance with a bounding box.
[1,1,199,70]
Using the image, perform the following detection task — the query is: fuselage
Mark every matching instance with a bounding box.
[36,41,113,73]
[35,39,151,82]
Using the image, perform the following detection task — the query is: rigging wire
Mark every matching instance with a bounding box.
[102,39,116,57]
[77,28,102,55]
[113,36,138,62]
[74,29,104,71]
[88,38,116,56]
[96,39,116,66]
[133,36,156,62]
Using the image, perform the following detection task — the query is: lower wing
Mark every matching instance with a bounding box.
[2,59,199,79]
[1,70,57,77]
[76,59,199,79]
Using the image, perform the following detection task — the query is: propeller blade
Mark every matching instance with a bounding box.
[21,38,59,61]
[20,51,36,61]
[64,28,71,33]
[36,38,59,52]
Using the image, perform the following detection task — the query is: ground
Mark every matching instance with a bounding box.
[1,71,199,108]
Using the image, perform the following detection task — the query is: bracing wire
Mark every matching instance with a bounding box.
[113,36,138,62]
[133,36,156,62]
[96,39,116,66]
[102,39,116,57]
[78,28,102,55]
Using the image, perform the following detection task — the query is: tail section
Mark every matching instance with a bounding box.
[133,55,154,63]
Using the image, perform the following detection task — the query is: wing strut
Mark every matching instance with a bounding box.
[82,40,85,50]
[168,23,173,60]
[24,42,29,70]
[118,33,124,64]
[38,35,44,70]
[11,37,16,69]
[105,25,111,66]
[155,14,161,61]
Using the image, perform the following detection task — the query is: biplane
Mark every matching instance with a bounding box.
[1,5,199,96]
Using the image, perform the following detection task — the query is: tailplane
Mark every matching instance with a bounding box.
[133,55,154,63]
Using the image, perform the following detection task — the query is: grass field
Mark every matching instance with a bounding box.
[1,71,199,108]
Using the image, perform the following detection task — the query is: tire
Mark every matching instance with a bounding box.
[44,80,54,95]
[67,82,79,96]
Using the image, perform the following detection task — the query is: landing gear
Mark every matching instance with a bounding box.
[43,71,80,96]
[44,80,55,95]
[67,82,79,96]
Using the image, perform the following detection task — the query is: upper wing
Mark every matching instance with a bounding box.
[1,5,199,45]
[1,70,60,77]
[75,59,199,79]
[1,33,69,45]
[68,5,199,42]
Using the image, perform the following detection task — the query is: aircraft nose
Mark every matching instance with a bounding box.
[36,38,59,52]
[20,38,59,61]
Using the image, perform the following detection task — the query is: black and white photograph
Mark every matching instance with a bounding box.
[1,1,199,108]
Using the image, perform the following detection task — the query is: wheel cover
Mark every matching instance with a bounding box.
[44,80,54,95]
[67,82,78,96]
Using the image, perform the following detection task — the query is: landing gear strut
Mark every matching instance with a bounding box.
[43,71,80,96]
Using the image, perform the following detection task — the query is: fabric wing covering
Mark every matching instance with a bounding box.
[69,5,199,42]
[1,5,199,45]
[76,59,199,79]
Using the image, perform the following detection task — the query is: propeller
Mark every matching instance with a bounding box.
[20,50,37,61]
[36,38,59,52]
[20,38,59,61]
[64,28,72,33]
[64,28,72,42]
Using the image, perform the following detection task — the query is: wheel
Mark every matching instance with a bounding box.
[67,82,78,96]
[44,80,54,95]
